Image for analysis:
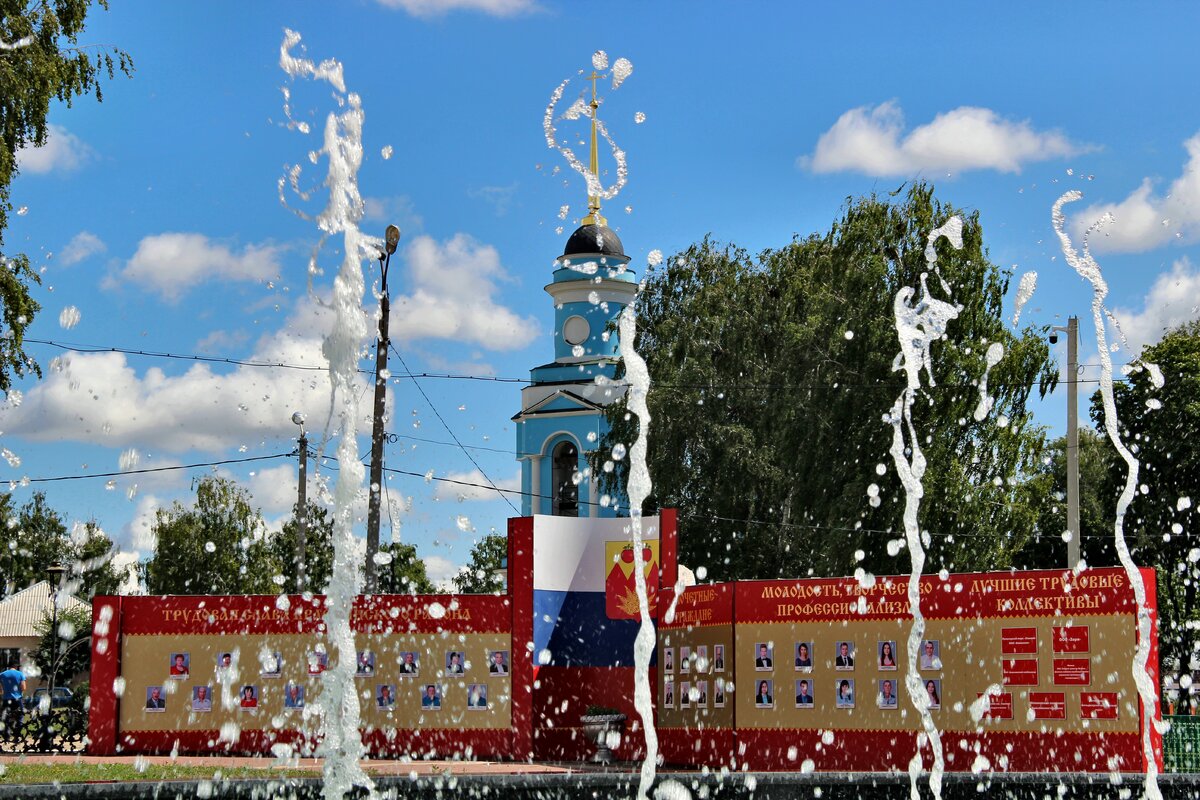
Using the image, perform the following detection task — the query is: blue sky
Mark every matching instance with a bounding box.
[3,1,1199,588]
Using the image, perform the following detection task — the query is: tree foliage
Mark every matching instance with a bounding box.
[72,520,124,596]
[0,0,132,394]
[0,252,40,394]
[1093,320,1200,670]
[269,502,434,594]
[1012,428,1115,571]
[32,605,91,685]
[144,481,441,597]
[270,502,335,593]
[452,534,507,594]
[1,491,122,598]
[597,183,1057,581]
[143,476,280,595]
[375,541,435,595]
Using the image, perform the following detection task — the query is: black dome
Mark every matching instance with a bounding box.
[563,224,625,258]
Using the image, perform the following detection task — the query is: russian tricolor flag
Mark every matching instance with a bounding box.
[528,513,677,759]
[532,515,663,668]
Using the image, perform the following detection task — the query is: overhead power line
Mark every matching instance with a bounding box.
[27,338,333,373]
[26,338,526,383]
[389,342,519,515]
[18,453,294,484]
[27,337,1132,393]
[16,451,1149,544]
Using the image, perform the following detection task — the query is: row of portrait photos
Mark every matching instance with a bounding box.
[144,682,494,712]
[163,650,510,678]
[664,640,942,674]
[661,677,944,710]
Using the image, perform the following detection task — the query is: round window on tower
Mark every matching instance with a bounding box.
[563,315,590,346]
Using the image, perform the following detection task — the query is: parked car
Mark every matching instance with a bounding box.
[23,686,74,711]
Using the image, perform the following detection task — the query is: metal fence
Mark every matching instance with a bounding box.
[1165,715,1200,772]
[0,706,88,754]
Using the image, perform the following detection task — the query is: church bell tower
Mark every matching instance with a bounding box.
[514,71,635,518]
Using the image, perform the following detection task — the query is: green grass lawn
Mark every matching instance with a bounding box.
[0,763,318,785]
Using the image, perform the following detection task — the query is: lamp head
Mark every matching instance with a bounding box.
[384,225,401,255]
[291,412,305,427]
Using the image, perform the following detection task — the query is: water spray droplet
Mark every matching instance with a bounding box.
[59,306,81,329]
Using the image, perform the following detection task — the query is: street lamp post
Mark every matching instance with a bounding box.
[41,562,67,749]
[292,412,308,594]
[1051,316,1080,568]
[365,224,401,594]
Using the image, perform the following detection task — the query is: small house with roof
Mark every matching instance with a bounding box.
[0,581,90,688]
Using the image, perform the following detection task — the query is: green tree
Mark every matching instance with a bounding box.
[3,491,70,590]
[0,0,132,394]
[143,476,280,595]
[597,183,1057,581]
[269,504,435,594]
[72,520,124,596]
[32,605,90,687]
[1,492,121,599]
[270,502,335,593]
[1012,428,1115,570]
[1092,320,1200,671]
[452,533,507,594]
[375,541,435,594]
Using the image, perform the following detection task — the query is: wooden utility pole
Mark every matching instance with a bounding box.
[365,224,401,593]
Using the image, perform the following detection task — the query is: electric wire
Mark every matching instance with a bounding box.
[14,451,1162,542]
[25,338,1134,393]
[389,342,519,514]
[12,340,1150,538]
[18,453,294,484]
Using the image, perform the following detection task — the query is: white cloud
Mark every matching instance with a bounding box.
[111,455,190,496]
[16,124,94,174]
[468,182,519,217]
[362,194,423,233]
[244,456,409,538]
[247,464,306,515]
[1072,132,1200,253]
[422,554,460,590]
[432,468,521,502]
[416,351,497,377]
[112,552,143,595]
[1109,258,1200,356]
[59,231,106,266]
[115,232,283,300]
[195,328,251,353]
[803,101,1084,177]
[125,494,164,554]
[373,0,536,17]
[0,297,376,452]
[392,234,539,350]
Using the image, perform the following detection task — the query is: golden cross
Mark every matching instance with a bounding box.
[580,70,607,225]
[583,70,604,107]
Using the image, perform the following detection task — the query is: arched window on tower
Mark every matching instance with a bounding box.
[551,441,579,517]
